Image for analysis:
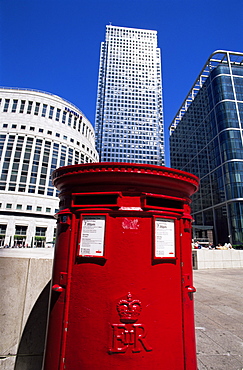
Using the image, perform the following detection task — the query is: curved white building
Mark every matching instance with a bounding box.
[0,87,98,247]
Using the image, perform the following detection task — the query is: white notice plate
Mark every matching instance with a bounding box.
[155,218,175,258]
[79,216,106,257]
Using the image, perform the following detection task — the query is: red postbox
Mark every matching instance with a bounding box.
[44,163,199,370]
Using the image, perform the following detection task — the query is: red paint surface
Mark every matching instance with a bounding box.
[44,163,199,370]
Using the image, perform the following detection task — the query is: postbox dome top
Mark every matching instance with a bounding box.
[52,163,199,199]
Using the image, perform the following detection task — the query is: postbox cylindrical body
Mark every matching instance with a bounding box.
[44,163,199,370]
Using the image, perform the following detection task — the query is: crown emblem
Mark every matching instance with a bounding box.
[116,292,142,323]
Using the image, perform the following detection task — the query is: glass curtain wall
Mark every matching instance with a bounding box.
[170,51,243,246]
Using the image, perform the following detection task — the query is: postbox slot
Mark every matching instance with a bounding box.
[145,196,183,210]
[73,193,119,207]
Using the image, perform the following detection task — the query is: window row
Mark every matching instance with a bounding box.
[0,202,58,214]
[0,225,56,248]
[0,135,95,195]
[103,157,160,165]
[0,97,94,139]
[1,123,95,155]
[108,32,155,38]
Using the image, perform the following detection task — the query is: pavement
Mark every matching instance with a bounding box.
[194,268,243,370]
[1,249,242,369]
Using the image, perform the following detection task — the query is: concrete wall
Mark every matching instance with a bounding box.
[193,249,243,269]
[0,249,53,370]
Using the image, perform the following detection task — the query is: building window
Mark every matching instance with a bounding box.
[11,99,18,113]
[19,100,25,113]
[0,224,6,235]
[21,125,26,129]
[27,101,33,114]
[47,130,52,135]
[49,106,54,119]
[34,102,40,115]
[6,203,12,209]
[68,113,72,126]
[56,108,61,121]
[47,188,54,196]
[46,207,51,212]
[28,185,35,193]
[62,111,67,123]
[39,128,44,133]
[42,104,47,117]
[73,117,77,129]
[35,227,46,236]
[3,124,8,128]
[78,119,82,132]
[26,205,32,210]
[38,187,45,195]
[16,204,22,210]
[15,225,27,235]
[36,206,42,212]
[3,99,10,112]
[35,227,47,247]
[60,145,67,166]
[12,124,17,128]
[30,126,35,131]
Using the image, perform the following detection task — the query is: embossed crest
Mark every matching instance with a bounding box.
[116,292,142,323]
[109,292,152,353]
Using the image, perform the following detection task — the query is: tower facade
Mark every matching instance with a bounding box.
[95,25,165,165]
[170,50,243,246]
[0,88,98,247]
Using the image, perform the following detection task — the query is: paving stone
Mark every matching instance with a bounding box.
[194,268,243,370]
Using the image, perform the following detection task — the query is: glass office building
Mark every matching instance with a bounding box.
[170,50,243,246]
[95,25,165,165]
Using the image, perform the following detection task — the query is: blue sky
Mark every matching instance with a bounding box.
[0,0,242,166]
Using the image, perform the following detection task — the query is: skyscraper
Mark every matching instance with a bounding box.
[95,25,165,165]
[169,50,243,246]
